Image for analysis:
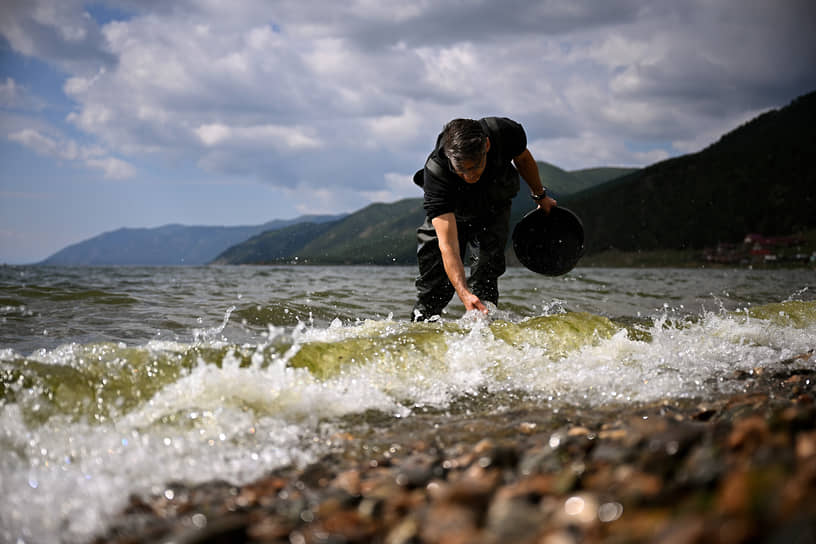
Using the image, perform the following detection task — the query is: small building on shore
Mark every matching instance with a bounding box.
[704,233,809,265]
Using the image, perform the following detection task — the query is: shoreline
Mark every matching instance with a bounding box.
[94,353,816,544]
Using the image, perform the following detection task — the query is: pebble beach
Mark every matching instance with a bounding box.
[95,352,816,544]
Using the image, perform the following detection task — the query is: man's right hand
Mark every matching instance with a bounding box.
[431,213,489,316]
[460,291,488,315]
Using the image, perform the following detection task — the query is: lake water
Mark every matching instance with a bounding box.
[1,265,814,543]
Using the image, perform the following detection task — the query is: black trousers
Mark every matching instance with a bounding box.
[411,204,511,321]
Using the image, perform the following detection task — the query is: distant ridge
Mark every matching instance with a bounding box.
[536,163,636,196]
[510,164,637,219]
[211,199,425,265]
[39,215,345,266]
[211,220,342,265]
[570,167,640,187]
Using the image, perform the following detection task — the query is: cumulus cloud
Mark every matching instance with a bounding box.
[2,0,816,206]
[8,127,135,179]
[85,156,136,179]
[360,171,418,204]
[9,128,93,160]
[0,0,116,72]
[0,77,47,110]
[195,123,321,151]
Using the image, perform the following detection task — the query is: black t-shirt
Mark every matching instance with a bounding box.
[422,117,526,221]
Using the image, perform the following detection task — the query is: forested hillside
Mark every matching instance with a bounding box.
[564,91,816,253]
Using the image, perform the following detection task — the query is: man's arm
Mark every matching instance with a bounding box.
[513,148,557,212]
[431,213,488,315]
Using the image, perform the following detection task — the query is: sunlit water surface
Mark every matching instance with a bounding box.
[1,265,814,543]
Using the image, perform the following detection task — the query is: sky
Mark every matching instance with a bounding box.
[1,1,815,264]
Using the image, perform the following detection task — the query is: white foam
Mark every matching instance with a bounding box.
[517,309,816,405]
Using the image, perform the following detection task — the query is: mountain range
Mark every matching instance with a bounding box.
[38,215,345,266]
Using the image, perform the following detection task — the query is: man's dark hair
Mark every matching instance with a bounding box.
[443,119,487,166]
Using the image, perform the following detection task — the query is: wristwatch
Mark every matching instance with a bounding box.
[531,188,547,201]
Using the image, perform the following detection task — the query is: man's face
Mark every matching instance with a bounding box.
[451,150,487,184]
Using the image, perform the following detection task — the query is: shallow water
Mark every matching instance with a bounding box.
[1,265,814,543]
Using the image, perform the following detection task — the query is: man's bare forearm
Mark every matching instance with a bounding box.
[513,149,545,194]
[431,213,487,313]
[439,241,469,300]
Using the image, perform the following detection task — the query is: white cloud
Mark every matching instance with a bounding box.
[348,0,428,23]
[195,124,231,147]
[529,132,670,171]
[416,43,481,99]
[8,127,135,179]
[365,105,424,146]
[8,128,56,155]
[7,128,92,160]
[0,0,114,72]
[360,171,419,203]
[0,77,46,111]
[195,123,322,150]
[0,77,22,106]
[85,156,136,179]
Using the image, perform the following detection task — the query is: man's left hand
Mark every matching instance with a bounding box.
[538,195,557,213]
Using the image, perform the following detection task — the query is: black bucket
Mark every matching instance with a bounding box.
[512,207,585,276]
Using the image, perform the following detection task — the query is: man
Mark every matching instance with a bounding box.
[411,117,557,321]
